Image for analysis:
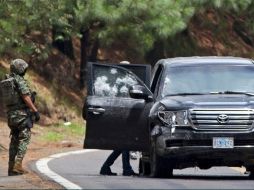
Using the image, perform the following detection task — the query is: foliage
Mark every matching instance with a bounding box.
[234,1,254,37]
[42,131,65,142]
[0,0,254,59]
[74,0,200,55]
[0,1,26,54]
[0,0,68,57]
[0,0,201,57]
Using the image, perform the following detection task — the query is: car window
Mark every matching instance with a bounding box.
[162,65,254,97]
[93,65,140,97]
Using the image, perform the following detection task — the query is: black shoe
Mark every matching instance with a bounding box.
[8,171,22,176]
[100,166,117,176]
[123,170,139,176]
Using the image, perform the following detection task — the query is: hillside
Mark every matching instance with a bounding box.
[145,9,254,65]
[1,9,254,126]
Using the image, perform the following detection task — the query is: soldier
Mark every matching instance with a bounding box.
[1,59,40,176]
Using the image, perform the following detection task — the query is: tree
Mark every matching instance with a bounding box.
[71,0,121,89]
[99,0,198,56]
[69,0,202,88]
[0,1,28,54]
[2,0,254,89]
[0,0,61,57]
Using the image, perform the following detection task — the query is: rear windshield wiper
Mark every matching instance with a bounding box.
[167,93,206,96]
[210,91,254,96]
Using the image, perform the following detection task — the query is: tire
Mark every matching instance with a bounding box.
[150,143,173,178]
[248,169,254,179]
[139,158,151,176]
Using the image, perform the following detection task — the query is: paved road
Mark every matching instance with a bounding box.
[38,150,254,189]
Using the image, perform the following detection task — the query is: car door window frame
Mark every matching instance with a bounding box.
[88,62,152,97]
[151,64,164,99]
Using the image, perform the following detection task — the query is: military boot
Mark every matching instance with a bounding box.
[12,160,28,175]
[8,161,16,176]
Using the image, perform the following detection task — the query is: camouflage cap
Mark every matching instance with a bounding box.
[10,59,29,75]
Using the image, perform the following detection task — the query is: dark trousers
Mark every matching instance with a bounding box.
[9,127,31,163]
[102,150,132,172]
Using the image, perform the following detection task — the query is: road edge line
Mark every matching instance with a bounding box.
[36,149,98,190]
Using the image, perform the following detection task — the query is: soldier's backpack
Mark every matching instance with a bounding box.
[0,75,20,107]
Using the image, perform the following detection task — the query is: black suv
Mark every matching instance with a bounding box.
[83,57,254,178]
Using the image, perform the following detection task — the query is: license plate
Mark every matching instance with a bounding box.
[213,137,234,149]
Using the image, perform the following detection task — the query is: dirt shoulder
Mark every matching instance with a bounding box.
[0,119,84,189]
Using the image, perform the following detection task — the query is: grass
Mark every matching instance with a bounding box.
[65,123,85,136]
[40,121,86,143]
[42,131,65,142]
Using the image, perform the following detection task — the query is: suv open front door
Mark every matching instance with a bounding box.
[83,62,152,151]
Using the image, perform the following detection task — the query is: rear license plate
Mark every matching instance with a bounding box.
[213,137,234,149]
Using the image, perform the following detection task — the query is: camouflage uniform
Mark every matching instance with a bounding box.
[6,59,33,175]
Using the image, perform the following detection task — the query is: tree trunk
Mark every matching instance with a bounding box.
[145,40,166,66]
[80,29,90,89]
[89,38,99,62]
[52,26,75,60]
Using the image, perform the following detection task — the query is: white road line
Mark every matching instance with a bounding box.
[36,149,99,190]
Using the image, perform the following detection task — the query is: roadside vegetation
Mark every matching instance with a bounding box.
[1,0,254,86]
[40,122,85,143]
[1,0,254,143]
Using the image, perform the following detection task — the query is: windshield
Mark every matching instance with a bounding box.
[162,65,254,97]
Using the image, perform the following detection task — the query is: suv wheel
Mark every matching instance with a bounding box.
[150,143,173,178]
[248,169,254,179]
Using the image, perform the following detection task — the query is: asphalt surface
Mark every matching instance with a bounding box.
[37,150,254,189]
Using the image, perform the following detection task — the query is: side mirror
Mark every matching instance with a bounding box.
[129,85,153,102]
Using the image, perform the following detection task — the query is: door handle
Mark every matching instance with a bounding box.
[88,107,105,115]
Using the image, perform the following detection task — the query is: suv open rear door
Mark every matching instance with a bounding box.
[83,62,152,151]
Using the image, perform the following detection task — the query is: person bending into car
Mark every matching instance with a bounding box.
[100,60,137,176]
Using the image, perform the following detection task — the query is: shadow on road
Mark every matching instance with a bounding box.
[138,175,251,180]
[174,175,251,180]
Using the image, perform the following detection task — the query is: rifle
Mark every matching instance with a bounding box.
[31,91,37,103]
[26,91,37,128]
